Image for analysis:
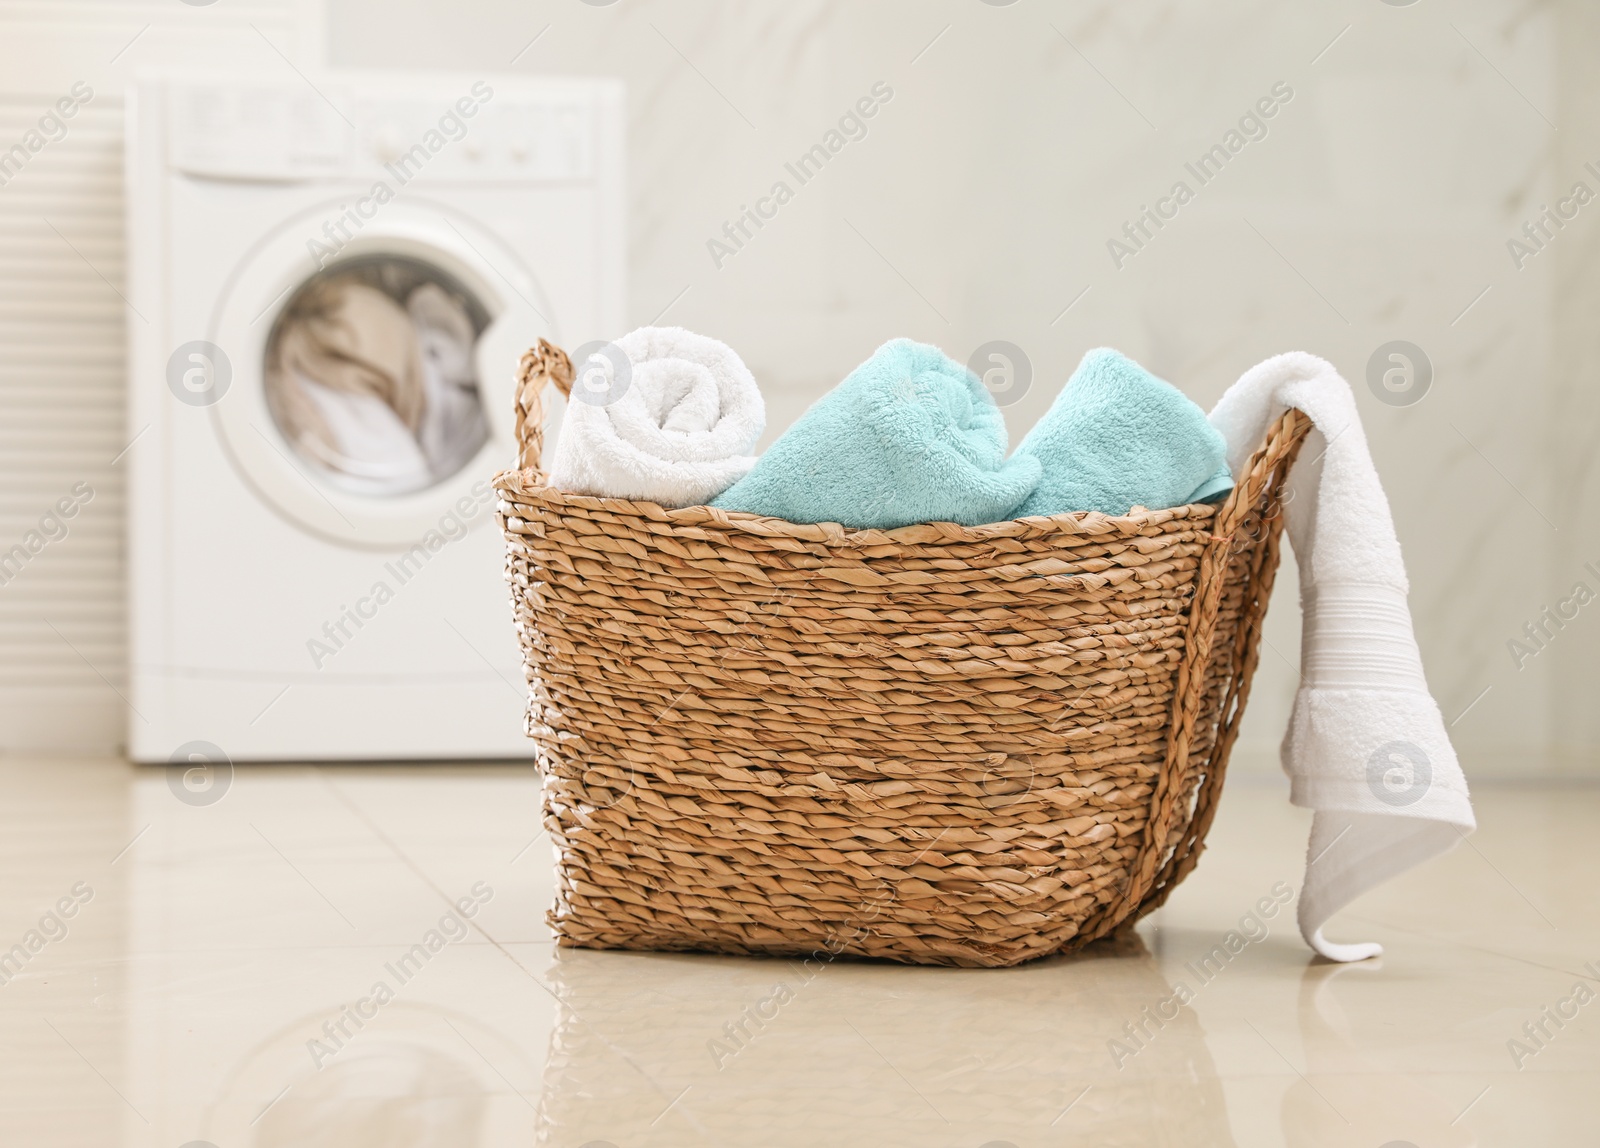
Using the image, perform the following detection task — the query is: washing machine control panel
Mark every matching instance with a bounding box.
[167,81,594,183]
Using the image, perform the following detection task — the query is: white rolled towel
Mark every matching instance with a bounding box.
[1209,353,1475,962]
[549,326,765,508]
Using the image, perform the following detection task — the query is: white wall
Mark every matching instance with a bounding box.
[1,0,1591,776]
[1551,1,1600,772]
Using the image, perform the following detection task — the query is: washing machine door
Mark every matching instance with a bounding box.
[209,199,561,548]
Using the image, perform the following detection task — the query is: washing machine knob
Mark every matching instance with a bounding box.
[372,126,406,164]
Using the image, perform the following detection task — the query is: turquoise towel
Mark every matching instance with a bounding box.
[712,338,1041,529]
[1010,348,1232,518]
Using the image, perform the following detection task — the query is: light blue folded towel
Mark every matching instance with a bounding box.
[711,338,1042,529]
[1010,348,1232,518]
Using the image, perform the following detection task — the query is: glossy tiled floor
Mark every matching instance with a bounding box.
[0,756,1594,1147]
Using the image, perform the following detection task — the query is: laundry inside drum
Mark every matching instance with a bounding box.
[263,254,492,497]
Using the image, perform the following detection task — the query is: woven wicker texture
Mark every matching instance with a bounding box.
[495,340,1311,967]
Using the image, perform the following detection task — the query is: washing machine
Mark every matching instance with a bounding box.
[125,73,624,762]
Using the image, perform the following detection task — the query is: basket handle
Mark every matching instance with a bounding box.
[1084,407,1313,946]
[513,339,575,474]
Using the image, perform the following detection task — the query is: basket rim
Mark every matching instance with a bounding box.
[491,468,1222,548]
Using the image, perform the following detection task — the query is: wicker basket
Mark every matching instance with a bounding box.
[495,339,1311,968]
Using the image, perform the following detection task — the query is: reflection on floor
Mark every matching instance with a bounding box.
[0,756,1593,1147]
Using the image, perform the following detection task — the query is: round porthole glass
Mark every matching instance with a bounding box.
[263,255,492,497]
